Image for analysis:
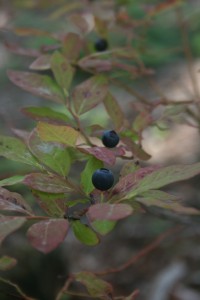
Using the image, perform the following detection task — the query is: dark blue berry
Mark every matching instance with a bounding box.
[92,168,114,191]
[102,130,120,148]
[94,38,108,52]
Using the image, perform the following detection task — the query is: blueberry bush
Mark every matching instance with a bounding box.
[1,0,200,299]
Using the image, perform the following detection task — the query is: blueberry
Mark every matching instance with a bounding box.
[102,130,120,148]
[94,38,108,52]
[92,168,114,191]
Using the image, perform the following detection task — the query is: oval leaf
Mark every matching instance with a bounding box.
[87,203,133,221]
[0,187,32,215]
[7,70,65,103]
[72,75,108,115]
[27,219,69,253]
[0,216,26,245]
[0,256,17,271]
[28,130,71,176]
[91,220,116,236]
[23,173,72,193]
[78,147,116,165]
[29,54,51,70]
[0,175,25,187]
[21,106,71,125]
[72,220,99,246]
[37,122,79,147]
[81,157,103,195]
[125,162,200,199]
[74,272,113,297]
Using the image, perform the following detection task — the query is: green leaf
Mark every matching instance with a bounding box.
[50,51,75,94]
[27,219,70,253]
[72,220,99,246]
[0,216,26,245]
[103,92,124,130]
[32,190,66,217]
[21,106,71,125]
[37,122,80,147]
[72,75,108,115]
[0,175,25,187]
[0,256,17,271]
[91,220,116,235]
[74,272,113,297]
[81,157,103,195]
[7,70,65,103]
[23,173,73,193]
[28,130,71,176]
[0,135,41,168]
[137,190,200,215]
[125,162,200,199]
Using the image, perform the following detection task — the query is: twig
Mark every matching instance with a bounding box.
[95,225,183,276]
[0,277,36,300]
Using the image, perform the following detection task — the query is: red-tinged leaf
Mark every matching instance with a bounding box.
[120,161,140,177]
[50,51,75,93]
[0,256,17,271]
[0,175,25,187]
[37,122,79,147]
[0,135,41,168]
[27,219,69,253]
[30,54,51,70]
[7,70,65,103]
[32,190,65,217]
[78,57,112,73]
[103,92,125,130]
[133,111,153,133]
[125,162,200,200]
[21,106,71,125]
[81,157,103,195]
[74,272,113,297]
[0,187,32,215]
[28,130,71,176]
[122,137,151,161]
[69,14,90,34]
[78,147,116,165]
[0,216,26,245]
[72,220,100,246]
[4,41,41,57]
[112,166,159,199]
[91,220,116,236]
[137,190,200,215]
[87,203,133,221]
[62,32,82,61]
[14,27,53,37]
[148,0,181,16]
[72,75,108,115]
[23,173,72,193]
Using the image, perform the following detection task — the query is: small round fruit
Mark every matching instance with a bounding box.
[102,130,120,148]
[92,168,114,191]
[94,38,108,52]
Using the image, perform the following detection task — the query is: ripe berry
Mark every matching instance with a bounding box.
[102,130,120,148]
[92,168,114,191]
[94,38,108,52]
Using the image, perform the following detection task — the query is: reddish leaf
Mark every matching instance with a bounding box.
[0,216,26,245]
[112,166,159,198]
[23,173,73,193]
[30,54,51,70]
[62,32,82,61]
[5,41,41,57]
[37,122,79,147]
[0,187,32,215]
[27,219,69,253]
[74,272,113,297]
[78,147,116,165]
[7,70,65,103]
[72,75,108,115]
[78,57,112,73]
[87,203,133,221]
[122,137,151,160]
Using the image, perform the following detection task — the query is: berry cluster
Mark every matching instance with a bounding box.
[92,130,120,191]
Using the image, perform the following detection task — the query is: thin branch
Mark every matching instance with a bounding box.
[95,225,183,276]
[0,277,36,300]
